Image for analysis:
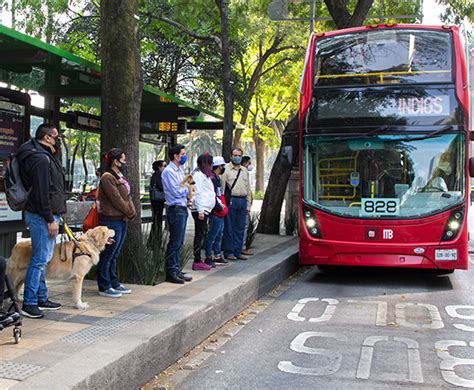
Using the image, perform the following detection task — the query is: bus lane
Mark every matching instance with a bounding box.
[175,266,474,389]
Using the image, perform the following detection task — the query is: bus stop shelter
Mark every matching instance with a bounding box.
[0,24,224,256]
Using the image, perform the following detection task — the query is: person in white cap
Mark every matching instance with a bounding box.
[204,156,229,265]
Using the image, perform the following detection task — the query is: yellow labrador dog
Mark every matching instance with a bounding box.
[7,226,115,310]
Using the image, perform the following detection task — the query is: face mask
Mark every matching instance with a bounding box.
[247,166,253,172]
[119,162,128,172]
[179,155,187,165]
[231,156,242,165]
[53,136,61,149]
[220,167,226,174]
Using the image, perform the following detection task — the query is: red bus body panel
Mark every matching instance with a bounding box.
[299,24,470,270]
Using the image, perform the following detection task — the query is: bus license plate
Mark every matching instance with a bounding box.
[360,198,400,216]
[435,249,457,261]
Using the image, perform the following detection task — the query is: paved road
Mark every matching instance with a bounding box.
[162,263,474,389]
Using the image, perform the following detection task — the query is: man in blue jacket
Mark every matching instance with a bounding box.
[17,123,66,318]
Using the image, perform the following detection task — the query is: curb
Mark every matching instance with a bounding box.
[14,238,299,389]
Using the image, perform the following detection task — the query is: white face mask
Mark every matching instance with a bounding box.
[247,166,254,172]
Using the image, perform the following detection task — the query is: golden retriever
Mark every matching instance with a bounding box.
[7,226,115,310]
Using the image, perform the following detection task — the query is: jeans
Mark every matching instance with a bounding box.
[223,197,247,257]
[97,219,127,292]
[23,212,60,305]
[192,212,208,262]
[166,206,188,276]
[205,215,224,258]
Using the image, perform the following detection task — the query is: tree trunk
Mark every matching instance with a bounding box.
[257,115,299,234]
[81,138,88,193]
[215,0,234,159]
[100,0,143,283]
[69,143,79,192]
[324,0,375,29]
[255,135,265,192]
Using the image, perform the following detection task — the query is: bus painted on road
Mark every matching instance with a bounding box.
[299,24,471,271]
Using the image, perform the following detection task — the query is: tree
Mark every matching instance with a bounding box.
[141,0,235,158]
[437,0,474,23]
[100,0,143,282]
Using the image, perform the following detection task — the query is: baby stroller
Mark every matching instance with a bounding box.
[0,256,22,343]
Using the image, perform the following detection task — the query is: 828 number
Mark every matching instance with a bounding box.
[361,199,399,215]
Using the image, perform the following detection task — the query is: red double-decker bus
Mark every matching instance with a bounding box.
[299,24,471,272]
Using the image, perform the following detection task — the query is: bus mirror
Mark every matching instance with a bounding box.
[282,146,293,164]
[470,157,474,178]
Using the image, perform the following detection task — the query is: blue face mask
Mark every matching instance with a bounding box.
[231,156,242,165]
[179,155,187,165]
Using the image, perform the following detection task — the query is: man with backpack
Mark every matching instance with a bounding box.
[16,123,66,318]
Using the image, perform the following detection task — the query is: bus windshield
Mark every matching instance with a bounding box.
[315,29,452,86]
[303,133,465,219]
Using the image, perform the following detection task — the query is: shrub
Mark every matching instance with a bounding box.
[245,212,260,249]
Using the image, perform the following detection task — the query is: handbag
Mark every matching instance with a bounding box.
[212,195,229,218]
[83,202,99,233]
[151,187,166,202]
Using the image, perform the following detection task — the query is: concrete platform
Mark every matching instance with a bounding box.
[0,234,298,389]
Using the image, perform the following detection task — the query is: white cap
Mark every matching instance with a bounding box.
[212,156,226,167]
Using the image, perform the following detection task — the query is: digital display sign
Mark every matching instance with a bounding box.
[141,120,187,134]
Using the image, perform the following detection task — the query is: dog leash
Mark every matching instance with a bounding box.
[60,217,91,262]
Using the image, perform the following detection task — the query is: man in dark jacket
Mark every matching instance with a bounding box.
[17,123,66,318]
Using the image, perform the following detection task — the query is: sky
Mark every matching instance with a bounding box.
[421,0,446,24]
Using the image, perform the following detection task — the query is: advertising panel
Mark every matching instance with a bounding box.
[0,89,30,227]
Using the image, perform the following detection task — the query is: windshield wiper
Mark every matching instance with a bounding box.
[395,125,454,142]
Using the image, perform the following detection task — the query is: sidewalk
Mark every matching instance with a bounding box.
[0,233,298,389]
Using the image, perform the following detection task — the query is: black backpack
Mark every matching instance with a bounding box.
[4,151,30,211]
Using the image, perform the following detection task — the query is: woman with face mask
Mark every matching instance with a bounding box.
[97,148,136,298]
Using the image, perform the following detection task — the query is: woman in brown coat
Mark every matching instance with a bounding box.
[97,148,136,298]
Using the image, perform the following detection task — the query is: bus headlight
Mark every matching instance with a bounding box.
[303,205,322,238]
[442,206,464,241]
[306,218,316,228]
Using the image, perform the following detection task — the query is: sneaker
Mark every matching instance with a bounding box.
[98,288,122,298]
[242,249,254,256]
[0,312,14,327]
[21,304,44,319]
[214,257,229,266]
[113,285,131,294]
[178,272,193,282]
[192,262,212,271]
[205,257,216,268]
[224,255,238,261]
[38,299,62,311]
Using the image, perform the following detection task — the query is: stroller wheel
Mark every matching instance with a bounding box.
[13,327,21,344]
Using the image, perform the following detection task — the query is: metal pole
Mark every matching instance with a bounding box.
[310,0,315,33]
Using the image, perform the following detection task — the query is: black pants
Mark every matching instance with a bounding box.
[192,212,208,262]
[0,257,6,308]
[151,200,165,237]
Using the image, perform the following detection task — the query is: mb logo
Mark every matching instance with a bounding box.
[383,229,394,239]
